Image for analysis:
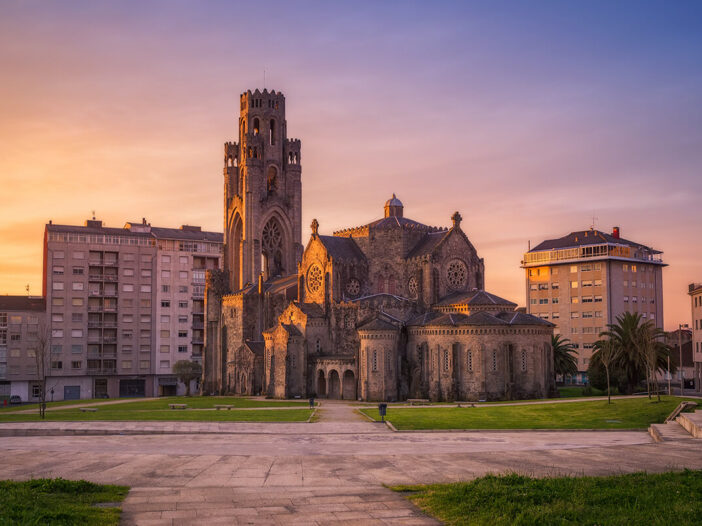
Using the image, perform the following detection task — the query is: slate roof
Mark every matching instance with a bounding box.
[243,340,265,356]
[281,324,303,337]
[293,302,326,318]
[406,231,448,259]
[437,290,517,307]
[407,309,552,327]
[264,274,298,294]
[530,229,659,253]
[357,317,398,331]
[0,296,46,312]
[318,235,365,261]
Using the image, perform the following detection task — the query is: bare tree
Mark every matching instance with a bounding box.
[34,322,51,419]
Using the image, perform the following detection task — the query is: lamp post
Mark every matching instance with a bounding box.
[679,323,689,396]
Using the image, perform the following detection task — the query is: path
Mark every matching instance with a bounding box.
[1,401,701,525]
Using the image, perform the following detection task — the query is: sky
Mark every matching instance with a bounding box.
[0,0,701,330]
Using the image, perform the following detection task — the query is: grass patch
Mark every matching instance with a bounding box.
[0,478,128,525]
[0,399,108,413]
[392,470,702,525]
[0,407,313,423]
[361,396,696,430]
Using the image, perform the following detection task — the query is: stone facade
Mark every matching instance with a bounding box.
[203,89,555,401]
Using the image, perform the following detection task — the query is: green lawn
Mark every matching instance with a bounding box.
[0,406,313,423]
[393,470,702,526]
[0,478,128,526]
[0,395,309,413]
[361,396,696,430]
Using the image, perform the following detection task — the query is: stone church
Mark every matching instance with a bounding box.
[203,88,556,401]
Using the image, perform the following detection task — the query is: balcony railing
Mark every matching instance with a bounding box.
[522,242,664,267]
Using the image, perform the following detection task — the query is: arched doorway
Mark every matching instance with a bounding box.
[317,370,326,398]
[328,370,340,399]
[342,370,356,400]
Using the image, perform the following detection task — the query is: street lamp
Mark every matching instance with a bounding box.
[679,323,689,396]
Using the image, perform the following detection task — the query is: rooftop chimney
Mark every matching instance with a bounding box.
[612,226,620,239]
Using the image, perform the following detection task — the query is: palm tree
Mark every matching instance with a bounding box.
[635,320,670,401]
[552,334,578,383]
[600,312,666,394]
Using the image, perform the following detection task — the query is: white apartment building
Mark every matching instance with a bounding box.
[42,218,221,400]
[522,227,666,384]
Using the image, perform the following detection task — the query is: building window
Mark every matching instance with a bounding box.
[53,266,64,275]
[53,251,64,259]
[123,284,134,292]
[71,313,83,322]
[71,329,83,338]
[372,350,378,372]
[491,350,497,371]
[124,268,134,277]
[570,281,578,289]
[139,360,150,369]
[623,264,628,272]
[594,296,603,303]
[552,282,559,289]
[52,329,63,338]
[530,284,538,291]
[594,279,602,286]
[624,296,629,302]
[539,298,548,304]
[161,255,171,264]
[538,283,548,290]
[552,297,559,304]
[552,312,560,319]
[571,312,579,319]
[178,330,187,338]
[52,313,63,323]
[521,350,527,372]
[178,345,187,353]
[178,316,188,324]
[582,296,593,303]
[443,349,449,372]
[72,267,84,275]
[631,265,637,273]
[179,256,188,265]
[51,361,63,369]
[71,361,82,369]
[179,285,188,293]
[582,311,593,318]
[571,297,579,304]
[467,350,473,372]
[51,344,62,353]
[140,285,152,293]
[53,282,64,291]
[72,297,84,306]
[582,280,592,287]
[160,360,170,368]
[161,300,170,308]
[72,282,84,291]
[162,285,170,293]
[179,271,189,279]
[160,345,170,353]
[71,344,82,353]
[141,269,152,277]
[179,301,188,308]
[570,265,578,273]
[530,299,537,305]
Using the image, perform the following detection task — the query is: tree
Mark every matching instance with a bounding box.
[636,321,670,401]
[551,334,578,381]
[592,338,616,403]
[172,360,202,396]
[599,312,648,395]
[34,322,51,419]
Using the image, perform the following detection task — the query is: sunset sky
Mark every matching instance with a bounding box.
[1,1,701,330]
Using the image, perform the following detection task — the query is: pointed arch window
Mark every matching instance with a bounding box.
[269,119,276,145]
[261,217,284,279]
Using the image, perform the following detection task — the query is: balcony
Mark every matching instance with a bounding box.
[191,338,204,345]
[191,322,204,330]
[88,352,117,360]
[87,367,117,375]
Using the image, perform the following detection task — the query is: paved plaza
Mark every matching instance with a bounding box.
[1,402,702,525]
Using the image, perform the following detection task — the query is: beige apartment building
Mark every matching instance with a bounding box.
[42,218,221,400]
[689,283,702,392]
[522,227,665,384]
[0,296,46,403]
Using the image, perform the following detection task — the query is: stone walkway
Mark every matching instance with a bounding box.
[1,401,701,525]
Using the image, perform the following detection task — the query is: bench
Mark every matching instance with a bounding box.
[214,405,233,410]
[168,404,188,410]
[79,407,97,413]
[407,398,430,406]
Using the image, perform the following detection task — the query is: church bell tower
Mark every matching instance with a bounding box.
[223,89,302,291]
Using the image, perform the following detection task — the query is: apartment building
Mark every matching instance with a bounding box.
[522,227,665,384]
[43,218,221,400]
[0,296,46,403]
[689,283,702,392]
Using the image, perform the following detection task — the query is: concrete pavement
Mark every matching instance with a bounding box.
[1,400,701,525]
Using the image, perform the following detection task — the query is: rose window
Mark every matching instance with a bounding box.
[307,264,323,293]
[407,276,418,298]
[262,220,282,252]
[446,259,468,290]
[346,278,360,297]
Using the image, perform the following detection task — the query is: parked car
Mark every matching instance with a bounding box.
[9,395,22,405]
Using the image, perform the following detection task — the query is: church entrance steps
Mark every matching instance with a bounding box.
[677,411,702,438]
